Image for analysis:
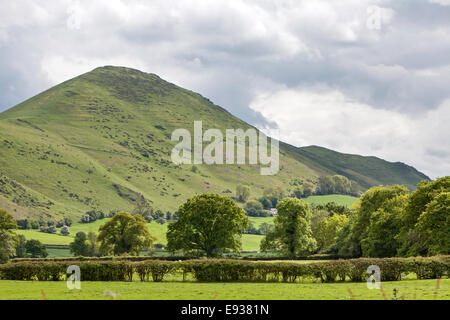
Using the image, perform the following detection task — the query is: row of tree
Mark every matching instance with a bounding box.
[1,176,448,261]
[310,177,450,258]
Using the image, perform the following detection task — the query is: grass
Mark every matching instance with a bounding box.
[0,66,427,222]
[0,279,447,300]
[18,217,265,256]
[304,195,358,207]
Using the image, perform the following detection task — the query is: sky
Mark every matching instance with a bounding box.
[0,0,449,179]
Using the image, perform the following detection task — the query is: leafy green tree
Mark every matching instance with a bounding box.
[60,225,70,236]
[25,239,48,258]
[98,212,155,256]
[258,222,273,235]
[415,192,450,255]
[0,231,17,263]
[69,231,89,256]
[361,205,404,257]
[346,185,408,257]
[244,200,267,217]
[302,182,315,197]
[260,198,316,257]
[0,209,18,263]
[236,184,251,203]
[311,208,330,252]
[318,175,352,195]
[316,214,349,253]
[354,186,408,242]
[87,232,99,257]
[292,185,304,198]
[15,234,27,258]
[258,196,273,209]
[132,196,153,222]
[263,186,284,207]
[318,175,336,195]
[399,176,450,256]
[334,217,359,258]
[167,193,248,257]
[0,209,17,230]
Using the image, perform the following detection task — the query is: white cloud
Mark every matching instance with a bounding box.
[429,0,450,6]
[0,0,449,177]
[250,87,450,179]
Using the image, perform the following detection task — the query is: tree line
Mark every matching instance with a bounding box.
[0,176,448,262]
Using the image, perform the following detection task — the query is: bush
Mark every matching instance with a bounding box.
[135,261,176,282]
[1,256,448,283]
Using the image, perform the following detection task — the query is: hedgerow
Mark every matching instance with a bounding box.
[0,256,448,283]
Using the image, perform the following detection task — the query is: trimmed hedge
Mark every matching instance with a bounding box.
[1,256,448,283]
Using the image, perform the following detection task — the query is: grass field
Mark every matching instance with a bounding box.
[15,194,358,257]
[0,279,447,300]
[304,195,358,207]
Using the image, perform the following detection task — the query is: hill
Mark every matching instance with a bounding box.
[0,66,429,221]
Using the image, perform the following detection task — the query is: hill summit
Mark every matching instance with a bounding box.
[0,66,429,221]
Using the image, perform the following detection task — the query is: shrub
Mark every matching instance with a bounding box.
[135,261,176,282]
[1,256,448,283]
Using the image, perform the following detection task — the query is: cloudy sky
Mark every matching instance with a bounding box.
[1,0,449,179]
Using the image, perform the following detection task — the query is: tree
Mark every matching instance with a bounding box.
[399,176,450,256]
[15,234,27,258]
[292,185,304,199]
[236,184,250,203]
[263,186,284,207]
[244,200,266,217]
[87,232,99,257]
[351,185,408,257]
[0,209,18,263]
[69,231,89,256]
[314,214,349,253]
[60,225,70,236]
[132,196,153,222]
[361,206,404,258]
[318,175,352,195]
[258,196,273,209]
[324,214,348,250]
[98,212,155,256]
[260,198,316,258]
[167,193,248,257]
[25,239,48,258]
[302,182,315,197]
[258,222,273,235]
[415,192,450,255]
[0,209,17,230]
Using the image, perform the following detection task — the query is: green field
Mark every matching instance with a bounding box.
[0,279,447,300]
[18,219,266,255]
[304,195,358,207]
[15,194,358,257]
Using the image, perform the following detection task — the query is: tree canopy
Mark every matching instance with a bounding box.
[260,198,316,257]
[167,193,248,257]
[0,209,18,263]
[98,212,155,256]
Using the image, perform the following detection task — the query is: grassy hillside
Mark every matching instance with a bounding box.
[0,66,428,222]
[299,146,429,191]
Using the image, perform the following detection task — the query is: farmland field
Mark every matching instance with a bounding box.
[0,279,447,300]
[304,195,358,207]
[15,194,357,255]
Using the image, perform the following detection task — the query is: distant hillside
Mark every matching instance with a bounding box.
[298,146,429,191]
[0,66,429,221]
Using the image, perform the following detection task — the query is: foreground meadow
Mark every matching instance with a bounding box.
[0,279,447,300]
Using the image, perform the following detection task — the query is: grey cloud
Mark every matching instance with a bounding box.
[0,0,449,177]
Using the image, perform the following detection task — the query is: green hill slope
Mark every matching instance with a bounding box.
[0,66,429,221]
